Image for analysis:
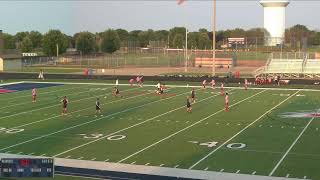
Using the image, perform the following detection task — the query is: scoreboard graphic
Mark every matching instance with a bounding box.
[0,158,54,178]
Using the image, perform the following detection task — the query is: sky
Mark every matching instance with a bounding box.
[0,1,319,35]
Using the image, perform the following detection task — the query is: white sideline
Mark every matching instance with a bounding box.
[0,81,24,87]
[52,88,228,157]
[118,90,266,163]
[269,108,317,176]
[23,80,320,92]
[0,87,192,152]
[189,90,300,170]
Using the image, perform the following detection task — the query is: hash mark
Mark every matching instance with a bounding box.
[286,174,290,178]
[252,171,256,175]
[5,151,11,153]
[227,123,230,126]
[160,164,165,167]
[174,165,179,168]
[91,158,96,161]
[145,163,150,166]
[216,123,220,125]
[65,155,71,158]
[104,159,109,162]
[17,152,23,155]
[77,157,84,160]
[236,170,240,173]
[131,161,136,164]
[204,167,209,171]
[28,152,34,155]
[259,125,262,127]
[40,153,46,156]
[220,169,224,172]
[303,176,307,179]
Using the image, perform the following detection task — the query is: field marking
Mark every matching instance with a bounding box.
[24,80,320,92]
[269,108,317,176]
[189,90,299,169]
[0,85,129,121]
[10,87,145,129]
[117,90,265,163]
[0,87,192,152]
[0,85,103,110]
[52,88,228,157]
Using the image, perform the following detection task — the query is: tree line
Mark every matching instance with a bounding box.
[2,24,319,56]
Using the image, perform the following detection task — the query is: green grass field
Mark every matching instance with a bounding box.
[1,80,320,180]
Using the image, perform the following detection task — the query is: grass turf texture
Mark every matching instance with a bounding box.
[0,81,320,180]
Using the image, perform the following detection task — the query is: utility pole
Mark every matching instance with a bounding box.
[185,28,188,72]
[212,0,216,76]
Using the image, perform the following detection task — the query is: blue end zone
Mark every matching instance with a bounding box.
[0,83,63,93]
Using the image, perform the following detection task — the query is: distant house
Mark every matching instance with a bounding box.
[0,54,22,71]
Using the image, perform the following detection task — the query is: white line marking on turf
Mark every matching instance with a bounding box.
[131,161,136,164]
[145,163,150,166]
[5,151,11,153]
[160,164,164,167]
[65,155,71,158]
[189,90,299,170]
[269,107,316,176]
[91,158,96,161]
[118,90,265,163]
[236,170,240,173]
[28,152,34,155]
[204,167,209,171]
[0,88,195,154]
[174,165,179,168]
[17,152,22,154]
[220,169,224,172]
[304,176,307,179]
[286,174,290,178]
[52,89,226,158]
[104,159,109,162]
[77,157,84,160]
[252,171,256,175]
[40,153,46,156]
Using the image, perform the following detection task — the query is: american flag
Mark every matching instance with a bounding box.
[177,0,186,5]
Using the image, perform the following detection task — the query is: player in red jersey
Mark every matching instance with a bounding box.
[244,78,248,90]
[202,80,207,89]
[225,92,229,112]
[61,96,69,116]
[210,79,216,90]
[220,82,224,96]
[129,78,135,86]
[32,88,37,103]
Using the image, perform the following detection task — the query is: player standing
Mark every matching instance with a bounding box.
[129,78,135,86]
[244,78,248,90]
[38,69,44,80]
[32,88,37,103]
[191,88,196,103]
[186,96,192,113]
[95,98,101,114]
[225,93,229,112]
[156,82,161,94]
[202,80,207,89]
[115,79,119,87]
[61,96,68,116]
[210,79,216,90]
[113,86,122,97]
[220,82,224,96]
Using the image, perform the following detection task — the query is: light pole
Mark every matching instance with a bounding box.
[185,28,188,72]
[212,0,216,76]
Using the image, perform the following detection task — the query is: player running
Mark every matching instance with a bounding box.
[156,82,161,94]
[244,78,248,90]
[32,88,37,103]
[61,96,68,116]
[210,79,216,90]
[202,80,207,89]
[225,92,229,112]
[95,98,101,114]
[191,88,196,103]
[220,82,225,96]
[186,96,192,113]
[136,76,143,87]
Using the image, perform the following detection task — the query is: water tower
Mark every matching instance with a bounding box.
[260,0,290,46]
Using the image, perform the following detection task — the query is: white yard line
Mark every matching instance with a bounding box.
[0,86,141,122]
[52,89,227,157]
[189,90,300,170]
[117,90,265,163]
[24,80,320,92]
[0,87,191,152]
[269,109,316,176]
[11,87,144,129]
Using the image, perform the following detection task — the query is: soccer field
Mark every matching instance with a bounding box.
[0,80,320,180]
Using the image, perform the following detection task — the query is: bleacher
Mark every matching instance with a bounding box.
[303,59,320,77]
[264,59,303,76]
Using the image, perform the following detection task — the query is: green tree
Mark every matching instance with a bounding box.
[75,32,95,54]
[100,29,121,54]
[169,27,186,47]
[198,32,211,49]
[128,30,142,41]
[188,32,198,49]
[42,29,68,56]
[138,29,156,47]
[28,31,42,49]
[15,31,29,42]
[116,29,129,42]
[3,33,16,49]
[20,37,33,52]
[154,30,169,41]
[172,34,184,48]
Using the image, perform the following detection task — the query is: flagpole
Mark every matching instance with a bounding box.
[212,0,216,76]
